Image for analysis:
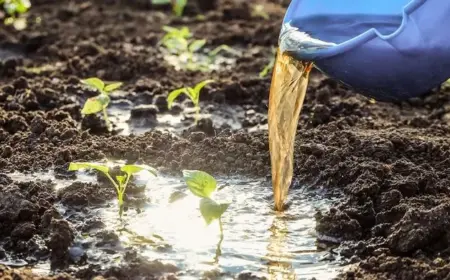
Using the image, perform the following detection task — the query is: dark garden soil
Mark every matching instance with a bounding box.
[2,0,450,279]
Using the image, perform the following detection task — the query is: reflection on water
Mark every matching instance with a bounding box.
[108,105,242,136]
[265,216,296,279]
[100,172,343,279]
[7,169,345,279]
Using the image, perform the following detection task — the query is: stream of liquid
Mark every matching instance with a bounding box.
[269,49,313,211]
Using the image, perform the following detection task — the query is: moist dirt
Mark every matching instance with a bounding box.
[2,0,450,279]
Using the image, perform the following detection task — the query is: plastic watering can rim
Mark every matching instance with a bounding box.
[282,0,426,60]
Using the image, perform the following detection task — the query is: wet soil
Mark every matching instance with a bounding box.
[2,0,450,279]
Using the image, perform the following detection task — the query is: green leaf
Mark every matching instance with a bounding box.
[81,97,104,115]
[186,87,198,104]
[152,0,171,4]
[193,79,214,96]
[188,39,206,53]
[16,0,30,13]
[81,78,105,92]
[81,94,110,115]
[104,82,123,93]
[121,164,157,176]
[259,59,274,78]
[167,88,188,109]
[173,0,187,16]
[179,27,192,38]
[209,45,240,57]
[162,25,178,33]
[199,198,230,225]
[164,37,189,53]
[68,162,109,175]
[116,175,127,186]
[183,170,217,198]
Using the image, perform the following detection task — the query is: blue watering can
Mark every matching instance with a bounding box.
[280,0,450,102]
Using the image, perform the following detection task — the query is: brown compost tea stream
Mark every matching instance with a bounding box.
[269,50,313,211]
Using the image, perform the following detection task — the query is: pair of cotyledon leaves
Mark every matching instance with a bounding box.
[80,78,123,115]
[183,170,230,225]
[68,162,157,190]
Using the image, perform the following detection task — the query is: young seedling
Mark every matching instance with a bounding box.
[207,44,241,65]
[251,4,269,20]
[151,0,187,17]
[182,170,230,262]
[1,0,31,29]
[160,25,193,54]
[167,79,214,124]
[80,77,123,131]
[160,26,209,71]
[68,162,157,219]
[260,47,277,78]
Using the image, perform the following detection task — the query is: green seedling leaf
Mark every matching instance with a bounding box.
[164,37,189,53]
[209,45,240,57]
[189,39,206,53]
[116,175,127,186]
[259,59,275,78]
[162,25,178,33]
[121,164,158,176]
[183,170,217,198]
[81,98,103,114]
[16,0,30,13]
[167,88,189,109]
[152,0,171,4]
[104,82,123,93]
[81,78,105,92]
[173,0,187,16]
[68,162,109,175]
[199,198,230,225]
[162,26,192,40]
[251,4,269,20]
[186,87,198,104]
[81,94,110,115]
[193,79,214,95]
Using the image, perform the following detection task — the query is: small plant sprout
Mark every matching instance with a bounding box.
[182,170,230,261]
[251,4,269,20]
[260,47,277,78]
[208,44,241,64]
[1,0,31,29]
[167,80,214,124]
[80,78,123,130]
[68,162,157,219]
[160,25,193,54]
[151,0,187,17]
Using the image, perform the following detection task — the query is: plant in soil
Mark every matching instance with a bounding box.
[0,0,30,29]
[182,170,230,262]
[151,0,187,17]
[80,77,123,131]
[68,162,157,219]
[251,4,269,20]
[167,79,214,124]
[160,26,239,72]
[160,26,193,53]
[260,47,276,78]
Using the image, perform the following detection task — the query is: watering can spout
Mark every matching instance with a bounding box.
[278,23,336,58]
[280,0,450,101]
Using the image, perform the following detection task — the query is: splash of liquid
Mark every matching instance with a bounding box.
[268,49,312,211]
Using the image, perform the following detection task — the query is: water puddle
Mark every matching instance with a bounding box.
[6,168,346,279]
[163,48,238,73]
[108,104,243,136]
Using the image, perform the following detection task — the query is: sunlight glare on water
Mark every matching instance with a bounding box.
[100,172,342,279]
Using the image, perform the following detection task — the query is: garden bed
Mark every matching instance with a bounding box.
[2,0,450,279]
